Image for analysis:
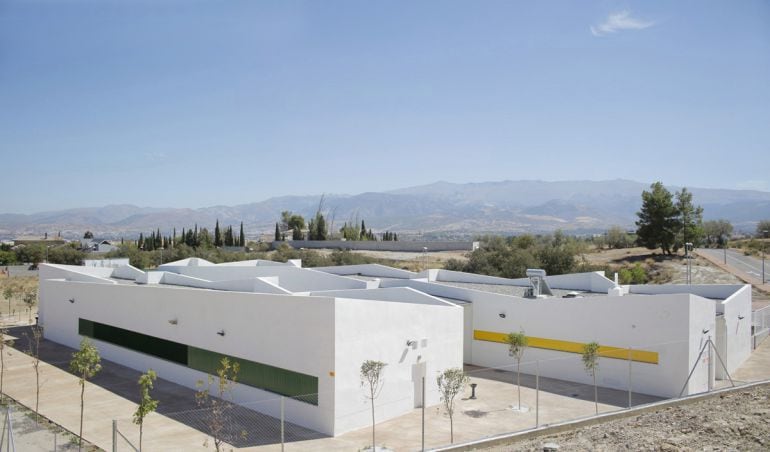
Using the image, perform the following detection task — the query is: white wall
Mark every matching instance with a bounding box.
[717,285,752,375]
[469,292,715,398]
[40,279,337,435]
[332,298,464,435]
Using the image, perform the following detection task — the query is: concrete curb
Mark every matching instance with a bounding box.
[429,380,770,451]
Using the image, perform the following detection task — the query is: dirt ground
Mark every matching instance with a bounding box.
[485,384,770,452]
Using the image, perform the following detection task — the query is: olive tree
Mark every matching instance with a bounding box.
[70,338,102,451]
[437,367,469,444]
[2,286,13,316]
[195,357,243,452]
[133,369,159,451]
[23,288,37,323]
[27,325,43,421]
[582,341,600,415]
[504,331,528,410]
[360,360,387,451]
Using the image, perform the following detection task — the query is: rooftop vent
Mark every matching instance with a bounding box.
[525,269,553,298]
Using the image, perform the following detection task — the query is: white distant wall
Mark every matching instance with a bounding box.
[158,265,367,292]
[315,264,418,280]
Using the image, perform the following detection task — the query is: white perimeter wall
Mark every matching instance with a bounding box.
[717,285,752,376]
[40,279,337,435]
[333,298,464,435]
[470,293,715,398]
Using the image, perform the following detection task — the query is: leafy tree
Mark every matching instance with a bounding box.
[70,338,102,451]
[437,368,469,444]
[703,220,733,247]
[134,369,159,451]
[16,244,45,265]
[292,226,303,241]
[360,360,387,451]
[582,341,600,415]
[27,325,43,422]
[606,226,631,249]
[47,245,86,265]
[635,182,679,255]
[0,250,17,266]
[23,288,37,323]
[83,231,93,239]
[195,357,243,452]
[674,188,704,250]
[214,220,222,247]
[618,263,648,284]
[0,328,13,403]
[3,287,14,315]
[505,331,528,410]
[757,220,770,237]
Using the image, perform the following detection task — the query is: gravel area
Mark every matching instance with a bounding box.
[484,384,770,451]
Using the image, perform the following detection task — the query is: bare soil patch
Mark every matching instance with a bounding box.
[484,385,770,451]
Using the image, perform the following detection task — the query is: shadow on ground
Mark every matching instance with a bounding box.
[463,364,664,408]
[9,325,326,448]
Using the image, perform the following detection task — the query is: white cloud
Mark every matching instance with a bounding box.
[590,10,655,37]
[144,152,167,161]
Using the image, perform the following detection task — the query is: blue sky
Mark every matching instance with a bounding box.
[1,0,768,213]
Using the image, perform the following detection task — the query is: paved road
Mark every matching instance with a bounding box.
[699,248,768,284]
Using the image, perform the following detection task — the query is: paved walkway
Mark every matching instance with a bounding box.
[3,325,769,452]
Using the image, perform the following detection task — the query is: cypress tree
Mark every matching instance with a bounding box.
[214,220,221,247]
[240,222,245,247]
[275,223,281,241]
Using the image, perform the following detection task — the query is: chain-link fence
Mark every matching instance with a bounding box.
[0,397,93,451]
[107,334,767,451]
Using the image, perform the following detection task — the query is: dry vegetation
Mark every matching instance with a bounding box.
[0,275,39,324]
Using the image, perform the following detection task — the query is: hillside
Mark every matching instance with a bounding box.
[2,179,769,239]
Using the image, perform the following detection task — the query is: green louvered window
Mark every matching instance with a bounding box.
[78,318,318,405]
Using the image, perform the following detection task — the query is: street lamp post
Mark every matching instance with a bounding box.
[763,230,768,284]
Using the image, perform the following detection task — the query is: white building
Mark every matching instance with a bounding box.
[38,259,462,436]
[38,259,752,436]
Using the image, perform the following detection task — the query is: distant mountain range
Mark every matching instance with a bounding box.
[2,179,769,240]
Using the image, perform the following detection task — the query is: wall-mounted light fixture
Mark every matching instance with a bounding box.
[217,330,226,337]
[738,315,745,320]
[68,298,75,304]
[168,318,178,325]
[499,313,506,319]
[702,328,710,334]
[406,340,417,347]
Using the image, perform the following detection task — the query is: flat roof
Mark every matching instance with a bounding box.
[433,281,605,298]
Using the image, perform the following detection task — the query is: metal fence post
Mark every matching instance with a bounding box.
[628,346,633,408]
[708,336,714,392]
[421,376,425,451]
[112,419,117,452]
[280,397,285,452]
[535,360,540,428]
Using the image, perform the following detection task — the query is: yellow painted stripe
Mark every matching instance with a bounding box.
[473,330,658,364]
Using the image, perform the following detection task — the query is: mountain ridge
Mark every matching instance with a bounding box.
[2,180,769,239]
